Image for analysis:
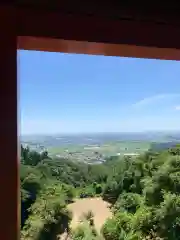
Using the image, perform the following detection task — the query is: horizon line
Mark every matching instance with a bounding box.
[20,130,180,137]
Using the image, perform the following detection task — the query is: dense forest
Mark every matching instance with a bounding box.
[20,144,180,240]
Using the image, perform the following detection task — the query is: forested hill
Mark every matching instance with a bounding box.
[20,144,180,240]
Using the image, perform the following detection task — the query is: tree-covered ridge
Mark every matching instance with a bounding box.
[101,147,180,240]
[20,144,180,240]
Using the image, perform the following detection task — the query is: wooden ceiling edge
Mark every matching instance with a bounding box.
[17,6,180,49]
[17,37,180,61]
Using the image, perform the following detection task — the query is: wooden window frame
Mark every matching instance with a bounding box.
[0,5,180,240]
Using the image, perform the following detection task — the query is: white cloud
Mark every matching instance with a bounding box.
[132,93,180,109]
[175,105,180,111]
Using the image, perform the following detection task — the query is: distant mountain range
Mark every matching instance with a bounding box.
[150,141,180,151]
[21,132,180,149]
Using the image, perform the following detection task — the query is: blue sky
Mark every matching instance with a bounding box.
[18,50,180,135]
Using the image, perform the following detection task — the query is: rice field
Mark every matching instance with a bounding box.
[48,140,151,163]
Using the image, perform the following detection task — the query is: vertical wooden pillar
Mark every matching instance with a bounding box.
[0,6,18,240]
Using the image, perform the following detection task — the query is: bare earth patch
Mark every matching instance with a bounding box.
[68,197,112,233]
[58,198,112,239]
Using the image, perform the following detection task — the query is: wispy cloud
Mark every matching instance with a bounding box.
[175,105,180,111]
[132,93,180,109]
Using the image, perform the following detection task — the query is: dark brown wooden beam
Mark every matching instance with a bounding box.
[17,1,180,25]
[17,7,180,51]
[0,6,18,240]
[18,37,180,61]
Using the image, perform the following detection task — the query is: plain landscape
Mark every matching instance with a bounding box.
[21,132,180,164]
[20,132,180,240]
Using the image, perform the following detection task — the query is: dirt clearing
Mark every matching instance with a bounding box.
[67,197,112,233]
